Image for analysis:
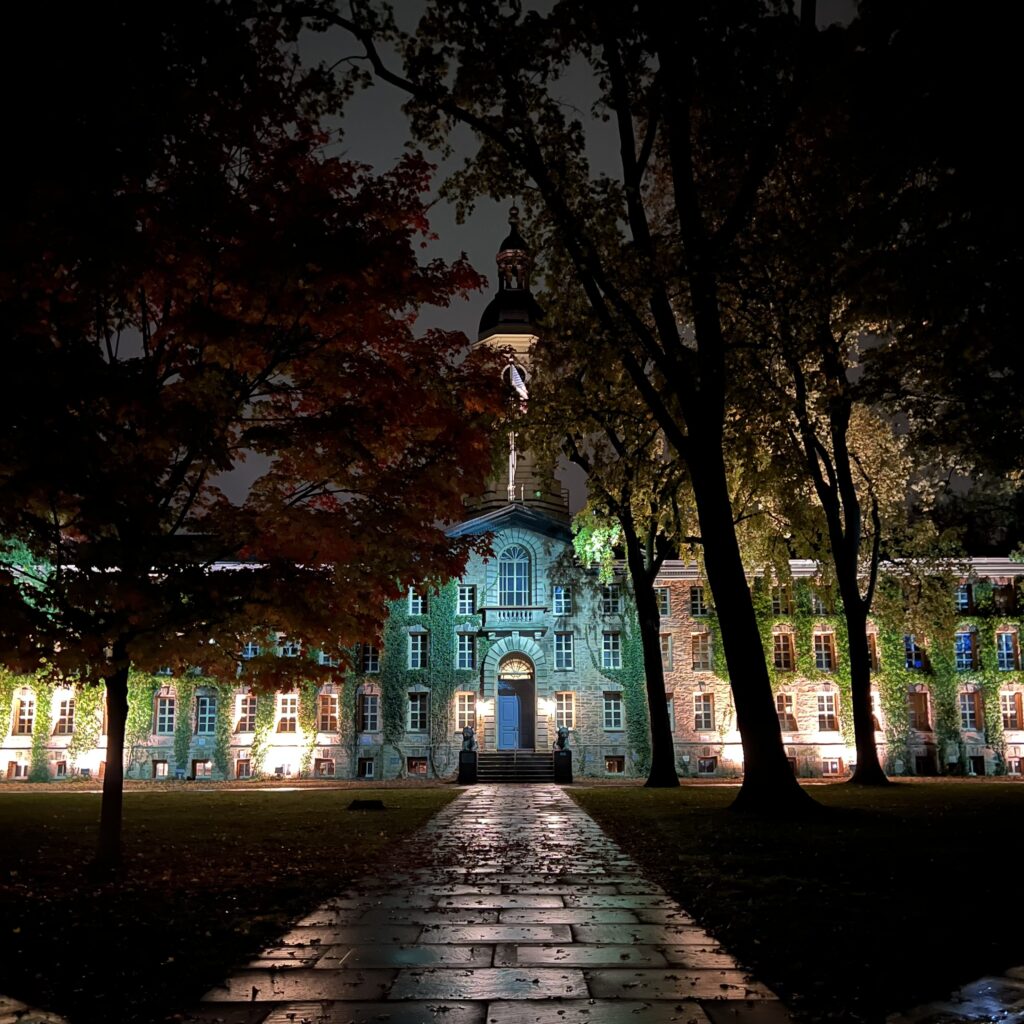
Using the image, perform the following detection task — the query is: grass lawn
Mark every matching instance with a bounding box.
[0,784,457,1023]
[571,780,1024,1024]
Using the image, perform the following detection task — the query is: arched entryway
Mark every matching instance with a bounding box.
[497,654,535,750]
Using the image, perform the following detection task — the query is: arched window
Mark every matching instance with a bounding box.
[499,545,530,606]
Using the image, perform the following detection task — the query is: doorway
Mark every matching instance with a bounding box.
[497,655,535,750]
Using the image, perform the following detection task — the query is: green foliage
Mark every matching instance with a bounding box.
[66,682,103,767]
[249,689,276,777]
[212,682,233,777]
[573,512,621,585]
[28,674,55,781]
[172,676,197,774]
[125,672,161,775]
[0,669,17,750]
[298,680,319,776]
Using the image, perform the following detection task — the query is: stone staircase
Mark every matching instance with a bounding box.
[476,750,555,783]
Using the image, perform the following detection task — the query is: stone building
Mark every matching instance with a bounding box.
[3,215,1024,782]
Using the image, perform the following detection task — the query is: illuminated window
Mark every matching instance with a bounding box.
[552,585,572,616]
[773,632,795,671]
[456,692,476,730]
[314,758,335,777]
[408,633,428,670]
[362,644,380,673]
[955,584,972,613]
[236,759,251,779]
[408,588,426,615]
[689,586,706,617]
[691,632,712,671]
[192,760,213,778]
[954,631,977,672]
[908,692,931,731]
[152,760,168,779]
[359,693,379,732]
[408,692,428,732]
[697,756,717,775]
[904,635,927,671]
[457,634,475,670]
[195,695,216,735]
[53,698,75,735]
[813,632,836,672]
[13,698,34,736]
[236,694,257,733]
[959,691,981,731]
[7,762,28,779]
[555,691,575,729]
[499,546,531,607]
[603,692,623,730]
[817,693,839,731]
[771,585,793,616]
[1000,692,1022,730]
[660,634,673,670]
[656,587,671,616]
[997,632,1019,671]
[1007,757,1023,775]
[155,696,175,734]
[54,761,67,777]
[601,584,623,614]
[277,694,298,733]
[241,642,261,660]
[318,693,338,732]
[407,756,428,776]
[319,651,339,667]
[457,584,476,615]
[602,632,621,669]
[693,693,715,731]
[605,755,625,774]
[821,758,842,776]
[278,639,301,658]
[554,632,574,670]
[776,693,797,731]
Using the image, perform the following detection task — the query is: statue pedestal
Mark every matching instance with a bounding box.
[553,749,573,784]
[458,750,478,784]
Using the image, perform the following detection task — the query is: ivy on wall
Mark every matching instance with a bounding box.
[125,672,161,775]
[298,679,319,776]
[66,682,104,768]
[28,674,56,781]
[172,675,197,774]
[249,687,277,777]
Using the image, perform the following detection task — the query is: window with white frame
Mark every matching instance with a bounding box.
[457,584,476,615]
[693,693,715,731]
[499,545,530,606]
[237,694,257,733]
[408,692,429,731]
[813,632,836,671]
[278,638,301,658]
[359,692,379,732]
[318,693,338,732]
[697,756,717,775]
[689,586,706,617]
[277,694,298,732]
[554,632,574,670]
[13,698,34,736]
[457,634,475,671]
[1000,692,1022,730]
[318,650,339,667]
[821,758,842,776]
[408,588,426,615]
[997,631,1020,671]
[656,587,671,616]
[155,696,175,734]
[955,584,972,613]
[552,584,572,616]
[409,633,428,670]
[195,695,216,735]
[362,643,380,673]
[959,690,981,730]
[456,692,476,730]
[817,693,839,731]
[660,633,673,670]
[954,631,976,672]
[601,584,623,614]
[555,691,575,729]
[603,692,623,730]
[241,642,261,660]
[53,698,75,735]
[691,632,712,671]
[1008,756,1023,775]
[602,632,622,669]
[776,692,797,731]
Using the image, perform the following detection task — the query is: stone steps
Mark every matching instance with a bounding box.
[477,751,554,783]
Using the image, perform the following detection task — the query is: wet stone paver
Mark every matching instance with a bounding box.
[186,784,792,1023]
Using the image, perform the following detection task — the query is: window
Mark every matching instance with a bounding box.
[691,632,712,671]
[456,692,476,730]
[1001,692,1023,730]
[195,695,216,735]
[319,651,339,668]
[812,588,832,615]
[7,762,28,779]
[53,698,75,735]
[998,632,1020,671]
[955,584,972,613]
[666,695,675,731]
[554,632,574,670]
[954,631,977,672]
[155,696,175,735]
[408,588,426,614]
[821,758,843,776]
[362,643,380,674]
[277,694,298,733]
[152,760,168,779]
[13,698,34,736]
[278,639,301,658]
[771,585,793,616]
[236,759,251,779]
[813,633,836,672]
[605,755,625,774]
[689,586,706,617]
[314,758,335,777]
[457,584,476,615]
[776,693,797,731]
[1008,757,1023,775]
[54,761,67,778]
[697,756,718,775]
[155,666,174,677]
[908,692,931,731]
[408,633,428,670]
[694,693,715,731]
[407,756,428,776]
[773,632,795,671]
[602,632,622,669]
[457,634,475,671]
[237,694,257,733]
[499,545,531,606]
[318,693,338,732]
[867,633,880,672]
[357,757,375,778]
[359,693,380,732]
[656,587,671,616]
[192,759,213,778]
[995,585,1018,614]
[817,693,839,731]
[904,635,928,671]
[241,642,261,660]
[601,584,623,614]
[555,692,575,730]
[959,691,982,731]
[552,585,572,616]
[408,692,428,731]
[660,634,674,670]
[603,692,623,730]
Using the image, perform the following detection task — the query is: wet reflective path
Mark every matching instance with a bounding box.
[186,784,792,1023]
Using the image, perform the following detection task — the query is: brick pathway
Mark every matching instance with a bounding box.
[186,783,792,1024]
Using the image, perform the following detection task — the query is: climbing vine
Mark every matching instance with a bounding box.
[172,675,197,774]
[212,682,233,776]
[66,682,103,768]
[298,679,319,776]
[0,670,16,750]
[249,688,276,777]
[125,672,161,775]
[29,673,56,781]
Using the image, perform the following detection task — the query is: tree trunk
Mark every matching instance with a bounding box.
[621,525,679,787]
[841,596,890,786]
[97,662,130,871]
[688,442,818,814]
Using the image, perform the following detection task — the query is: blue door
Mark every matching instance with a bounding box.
[498,694,520,749]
